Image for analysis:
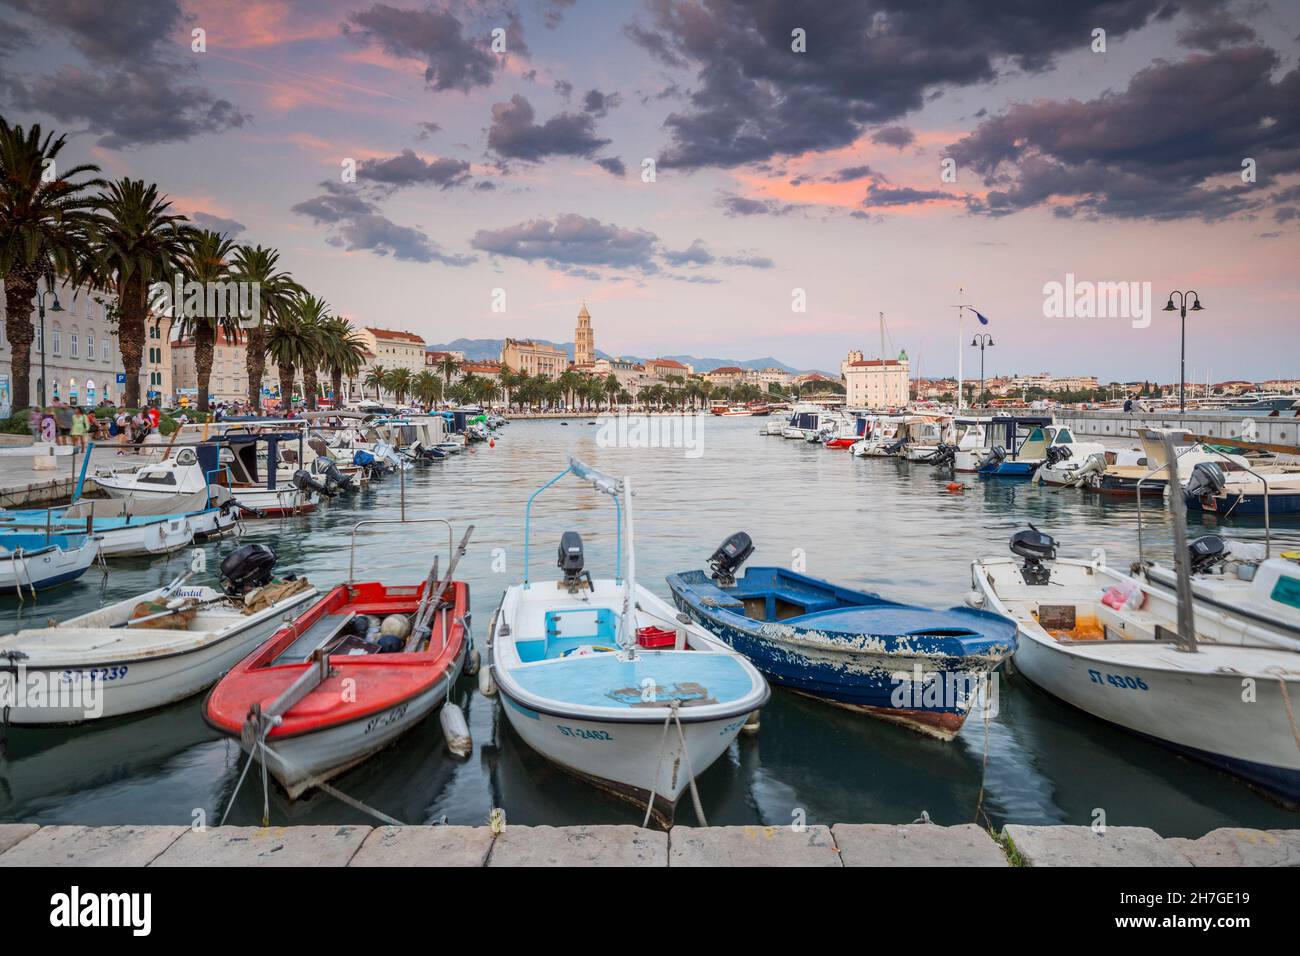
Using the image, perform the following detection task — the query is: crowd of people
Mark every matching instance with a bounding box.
[27,400,164,455]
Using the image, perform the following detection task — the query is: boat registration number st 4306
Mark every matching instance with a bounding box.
[556,725,612,740]
[1088,669,1149,691]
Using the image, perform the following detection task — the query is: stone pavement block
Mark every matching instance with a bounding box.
[0,826,185,867]
[350,826,493,867]
[1166,828,1300,867]
[489,826,665,866]
[833,823,1009,867]
[151,826,370,867]
[670,824,841,867]
[0,824,39,856]
[1003,825,1191,867]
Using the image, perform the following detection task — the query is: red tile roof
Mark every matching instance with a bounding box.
[648,358,688,369]
[848,359,901,367]
[708,366,745,374]
[365,327,426,344]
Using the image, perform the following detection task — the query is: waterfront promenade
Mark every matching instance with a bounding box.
[0,823,1295,866]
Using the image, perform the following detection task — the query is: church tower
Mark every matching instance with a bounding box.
[574,302,595,367]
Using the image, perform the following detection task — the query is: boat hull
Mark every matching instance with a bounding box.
[0,540,99,594]
[1186,490,1300,518]
[497,689,747,815]
[248,656,464,800]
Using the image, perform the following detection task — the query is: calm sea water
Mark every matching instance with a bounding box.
[2,417,1297,836]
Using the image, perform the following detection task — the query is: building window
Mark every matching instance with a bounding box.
[70,332,79,358]
[52,328,61,355]
[86,334,94,358]
[35,326,42,352]
[103,340,110,362]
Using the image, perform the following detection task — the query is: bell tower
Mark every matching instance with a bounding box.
[575,302,595,367]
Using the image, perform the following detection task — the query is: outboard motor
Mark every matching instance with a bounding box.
[293,467,334,498]
[220,543,277,596]
[557,531,592,592]
[1188,534,1227,573]
[321,460,355,492]
[883,435,909,456]
[1009,524,1056,586]
[925,443,957,467]
[1184,461,1226,503]
[1043,444,1073,467]
[708,531,755,586]
[978,446,1007,471]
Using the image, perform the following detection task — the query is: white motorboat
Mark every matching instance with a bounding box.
[0,533,101,595]
[489,458,769,823]
[0,546,317,725]
[901,417,953,462]
[849,415,907,457]
[971,527,1300,804]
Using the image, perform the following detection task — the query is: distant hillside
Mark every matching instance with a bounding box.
[426,338,807,375]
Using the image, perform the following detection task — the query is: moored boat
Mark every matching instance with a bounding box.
[0,545,316,723]
[0,532,101,595]
[205,521,473,799]
[489,459,769,823]
[667,533,1016,739]
[971,527,1300,804]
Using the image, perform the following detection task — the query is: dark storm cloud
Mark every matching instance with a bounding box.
[0,0,249,148]
[662,239,715,266]
[871,125,915,150]
[716,191,799,217]
[292,182,475,266]
[628,0,1168,170]
[344,4,499,92]
[824,165,878,183]
[1176,5,1259,51]
[582,89,622,117]
[487,94,611,161]
[554,79,574,99]
[415,121,442,140]
[594,156,626,177]
[861,184,950,207]
[951,46,1300,221]
[8,64,250,149]
[357,149,472,190]
[470,214,660,273]
[191,212,247,236]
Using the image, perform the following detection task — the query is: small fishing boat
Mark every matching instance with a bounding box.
[667,533,1016,739]
[0,532,101,595]
[971,527,1300,803]
[489,459,769,823]
[1082,429,1252,497]
[849,415,906,457]
[1182,463,1300,519]
[205,521,473,799]
[976,421,1104,478]
[0,504,193,558]
[0,545,316,723]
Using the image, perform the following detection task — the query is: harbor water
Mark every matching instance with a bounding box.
[2,417,1296,835]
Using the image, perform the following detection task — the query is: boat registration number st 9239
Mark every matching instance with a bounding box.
[556,725,612,740]
[1088,669,1148,691]
[59,666,130,683]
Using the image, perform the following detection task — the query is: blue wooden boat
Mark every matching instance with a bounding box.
[666,534,1016,739]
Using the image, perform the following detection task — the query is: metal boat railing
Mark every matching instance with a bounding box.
[348,517,454,584]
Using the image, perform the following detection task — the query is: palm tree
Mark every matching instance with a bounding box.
[412,369,442,409]
[173,229,240,413]
[363,364,387,402]
[385,366,414,405]
[90,179,195,407]
[264,294,323,410]
[231,244,302,410]
[556,369,582,411]
[436,353,460,387]
[318,315,365,407]
[291,294,330,410]
[0,120,105,408]
[603,373,620,411]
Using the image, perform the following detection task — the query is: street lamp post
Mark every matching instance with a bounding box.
[1162,291,1203,414]
[36,282,65,407]
[970,333,994,408]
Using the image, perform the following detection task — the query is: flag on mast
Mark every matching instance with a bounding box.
[972,309,990,325]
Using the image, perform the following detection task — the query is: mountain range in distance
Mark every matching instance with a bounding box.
[426,338,816,375]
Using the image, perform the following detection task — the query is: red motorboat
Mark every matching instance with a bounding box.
[823,436,858,449]
[205,522,473,799]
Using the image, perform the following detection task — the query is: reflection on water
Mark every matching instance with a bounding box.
[2,417,1297,835]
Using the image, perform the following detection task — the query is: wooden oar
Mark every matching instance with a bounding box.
[406,525,474,652]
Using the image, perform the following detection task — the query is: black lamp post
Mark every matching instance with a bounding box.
[970,333,994,408]
[1162,291,1203,414]
[36,283,65,407]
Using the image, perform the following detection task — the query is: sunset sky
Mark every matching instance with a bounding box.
[1,0,1297,381]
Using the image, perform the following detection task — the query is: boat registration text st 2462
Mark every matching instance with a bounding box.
[556,725,612,740]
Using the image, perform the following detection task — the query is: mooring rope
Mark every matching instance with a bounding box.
[640,699,708,829]
[972,673,993,829]
[1271,667,1300,754]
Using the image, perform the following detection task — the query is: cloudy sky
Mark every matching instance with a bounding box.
[2,0,1297,381]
